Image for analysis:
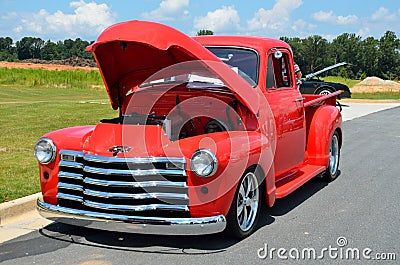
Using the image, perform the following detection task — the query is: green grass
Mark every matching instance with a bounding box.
[351,92,400,100]
[323,76,360,88]
[0,67,103,89]
[0,68,398,202]
[0,68,117,202]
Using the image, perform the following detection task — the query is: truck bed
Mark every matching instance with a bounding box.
[302,90,342,108]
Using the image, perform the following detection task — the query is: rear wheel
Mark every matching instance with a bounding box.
[225,168,262,238]
[323,131,340,181]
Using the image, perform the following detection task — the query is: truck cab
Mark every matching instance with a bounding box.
[35,20,342,238]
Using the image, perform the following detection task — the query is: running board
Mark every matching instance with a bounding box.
[275,164,326,198]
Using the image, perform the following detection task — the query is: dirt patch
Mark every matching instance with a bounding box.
[352,77,400,93]
[0,60,97,72]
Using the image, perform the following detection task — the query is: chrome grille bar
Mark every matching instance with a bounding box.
[84,189,188,200]
[58,182,83,191]
[85,154,185,166]
[84,177,187,188]
[83,200,189,212]
[59,150,84,157]
[59,160,83,169]
[58,171,83,180]
[57,150,189,217]
[57,192,83,202]
[83,165,186,177]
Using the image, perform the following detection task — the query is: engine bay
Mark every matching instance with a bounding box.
[100,84,258,141]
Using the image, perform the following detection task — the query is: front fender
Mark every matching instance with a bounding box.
[38,126,95,204]
[306,105,342,167]
[166,131,274,217]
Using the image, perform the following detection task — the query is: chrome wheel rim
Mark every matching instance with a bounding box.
[319,89,332,95]
[237,172,259,232]
[329,134,339,176]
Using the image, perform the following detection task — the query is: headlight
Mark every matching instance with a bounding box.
[190,149,218,177]
[34,138,56,164]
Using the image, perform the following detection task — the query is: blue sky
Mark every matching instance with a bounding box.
[0,0,399,41]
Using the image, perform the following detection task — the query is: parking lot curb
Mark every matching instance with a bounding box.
[0,193,41,225]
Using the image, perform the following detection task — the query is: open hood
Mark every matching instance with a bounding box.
[305,62,348,79]
[86,20,260,114]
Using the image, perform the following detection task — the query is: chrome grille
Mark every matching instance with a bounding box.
[57,150,189,217]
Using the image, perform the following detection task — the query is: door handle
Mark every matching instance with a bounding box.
[295,97,305,102]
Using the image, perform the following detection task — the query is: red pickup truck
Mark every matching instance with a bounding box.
[35,20,342,238]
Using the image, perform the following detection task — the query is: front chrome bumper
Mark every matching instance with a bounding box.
[37,199,226,235]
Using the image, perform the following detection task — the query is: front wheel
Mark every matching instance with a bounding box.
[323,131,340,181]
[225,168,262,238]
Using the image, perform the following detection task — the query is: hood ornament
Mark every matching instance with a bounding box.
[108,146,132,156]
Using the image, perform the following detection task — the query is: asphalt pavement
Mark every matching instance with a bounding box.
[0,101,399,264]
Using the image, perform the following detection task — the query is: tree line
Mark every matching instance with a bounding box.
[1,30,399,80]
[0,37,93,62]
[282,31,399,80]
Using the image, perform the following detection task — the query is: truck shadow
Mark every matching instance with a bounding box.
[38,175,334,254]
[268,176,331,216]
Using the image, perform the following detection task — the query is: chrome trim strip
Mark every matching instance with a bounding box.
[56,193,83,202]
[83,165,186,177]
[37,199,226,235]
[84,154,186,165]
[59,150,84,157]
[58,171,83,180]
[83,189,188,200]
[83,200,189,212]
[59,160,83,169]
[57,182,83,191]
[83,177,187,188]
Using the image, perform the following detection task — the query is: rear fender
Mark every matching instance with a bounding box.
[306,105,342,166]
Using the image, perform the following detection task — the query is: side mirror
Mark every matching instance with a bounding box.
[274,51,282,59]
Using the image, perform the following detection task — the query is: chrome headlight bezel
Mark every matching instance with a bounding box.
[190,149,218,177]
[34,138,56,164]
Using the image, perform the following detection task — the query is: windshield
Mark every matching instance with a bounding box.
[205,47,259,86]
[139,47,259,88]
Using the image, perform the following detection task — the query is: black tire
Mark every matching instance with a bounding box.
[225,167,263,238]
[316,87,334,95]
[323,131,340,181]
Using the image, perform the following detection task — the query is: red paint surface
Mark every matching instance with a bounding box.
[37,20,342,218]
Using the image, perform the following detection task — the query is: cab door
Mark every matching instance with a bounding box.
[263,49,306,177]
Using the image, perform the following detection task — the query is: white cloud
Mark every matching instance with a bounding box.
[312,10,358,25]
[312,11,335,23]
[193,6,241,33]
[310,7,400,38]
[336,15,358,25]
[193,0,306,37]
[141,0,189,21]
[371,7,388,20]
[7,0,116,40]
[246,0,303,33]
[1,12,18,20]
[13,26,23,33]
[355,7,400,38]
[371,7,396,21]
[291,19,317,36]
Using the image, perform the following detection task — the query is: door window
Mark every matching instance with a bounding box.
[266,51,293,89]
